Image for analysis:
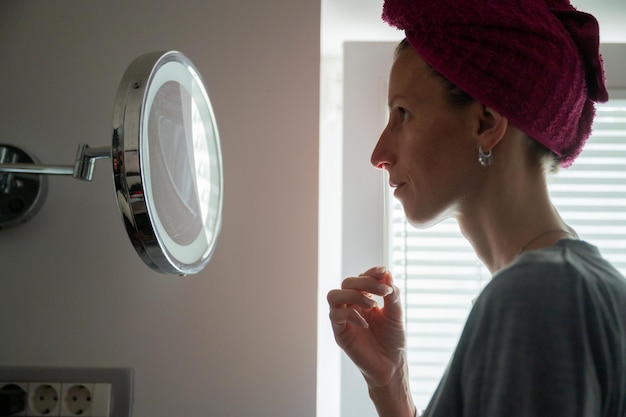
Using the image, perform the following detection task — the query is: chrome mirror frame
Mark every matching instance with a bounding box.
[112,51,223,275]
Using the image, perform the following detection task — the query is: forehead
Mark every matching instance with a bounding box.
[388,48,437,101]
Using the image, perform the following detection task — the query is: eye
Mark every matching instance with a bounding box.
[396,107,409,122]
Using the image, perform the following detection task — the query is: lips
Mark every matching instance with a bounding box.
[389,180,406,197]
[389,179,405,189]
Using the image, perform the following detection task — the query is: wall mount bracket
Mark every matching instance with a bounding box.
[0,143,110,229]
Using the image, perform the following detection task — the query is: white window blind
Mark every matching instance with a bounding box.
[385,98,626,408]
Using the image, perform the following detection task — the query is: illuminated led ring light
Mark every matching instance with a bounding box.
[112,51,223,275]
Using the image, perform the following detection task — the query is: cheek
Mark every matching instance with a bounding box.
[433,116,475,162]
[400,107,474,173]
[409,123,464,169]
[405,122,476,196]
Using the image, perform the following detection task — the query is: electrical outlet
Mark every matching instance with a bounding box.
[0,368,131,417]
[60,383,111,417]
[61,384,91,417]
[26,383,61,416]
[0,382,27,416]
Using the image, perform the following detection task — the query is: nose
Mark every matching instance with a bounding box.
[370,129,393,170]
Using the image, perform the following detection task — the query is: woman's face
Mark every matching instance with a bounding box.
[371,48,481,227]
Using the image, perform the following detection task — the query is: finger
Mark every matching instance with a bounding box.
[381,279,404,318]
[327,288,379,309]
[359,266,394,295]
[340,276,393,297]
[359,269,403,316]
[329,307,369,329]
[360,265,388,279]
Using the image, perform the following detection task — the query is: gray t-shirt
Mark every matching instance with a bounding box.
[424,239,626,417]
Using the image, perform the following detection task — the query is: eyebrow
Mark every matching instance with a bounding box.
[387,93,410,110]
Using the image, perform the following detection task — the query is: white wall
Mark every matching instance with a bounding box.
[0,1,320,417]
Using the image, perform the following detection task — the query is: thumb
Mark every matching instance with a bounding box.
[381,271,404,319]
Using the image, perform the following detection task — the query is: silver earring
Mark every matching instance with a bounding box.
[478,146,493,167]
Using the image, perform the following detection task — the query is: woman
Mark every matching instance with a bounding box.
[327,1,626,416]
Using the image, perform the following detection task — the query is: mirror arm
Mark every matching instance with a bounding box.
[72,144,111,181]
[0,144,111,182]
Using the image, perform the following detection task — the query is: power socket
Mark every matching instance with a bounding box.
[0,382,27,416]
[61,384,91,417]
[60,383,111,417]
[26,383,61,416]
[0,368,131,417]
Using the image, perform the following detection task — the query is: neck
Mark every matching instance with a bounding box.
[457,160,574,274]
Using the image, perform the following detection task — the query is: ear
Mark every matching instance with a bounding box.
[474,105,508,152]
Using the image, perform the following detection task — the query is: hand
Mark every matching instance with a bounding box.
[327,266,406,387]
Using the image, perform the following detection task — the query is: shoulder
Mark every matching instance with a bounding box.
[476,239,625,313]
[463,239,626,352]
[449,240,620,416]
[473,246,574,317]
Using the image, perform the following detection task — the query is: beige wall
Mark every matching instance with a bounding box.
[0,1,319,416]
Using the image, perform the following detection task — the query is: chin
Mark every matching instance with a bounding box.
[404,209,453,230]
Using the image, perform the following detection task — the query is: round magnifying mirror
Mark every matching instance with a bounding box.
[112,51,223,275]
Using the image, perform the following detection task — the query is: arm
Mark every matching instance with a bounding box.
[367,354,416,417]
[327,266,417,417]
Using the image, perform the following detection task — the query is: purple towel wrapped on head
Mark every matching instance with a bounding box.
[382,0,608,167]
